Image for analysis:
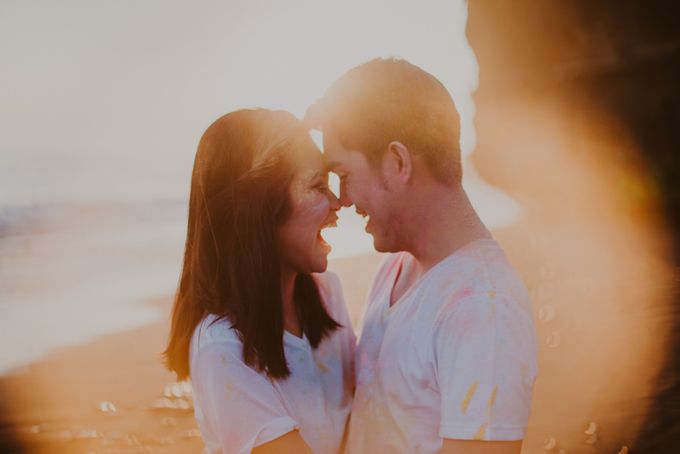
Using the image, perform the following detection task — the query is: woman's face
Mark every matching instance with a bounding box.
[277,141,340,275]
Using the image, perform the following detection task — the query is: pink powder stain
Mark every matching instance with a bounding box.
[441,286,474,310]
[436,286,478,327]
[453,286,474,301]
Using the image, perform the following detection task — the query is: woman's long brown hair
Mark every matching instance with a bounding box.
[164,109,339,380]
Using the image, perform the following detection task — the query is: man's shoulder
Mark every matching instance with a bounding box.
[438,240,527,296]
[427,247,530,323]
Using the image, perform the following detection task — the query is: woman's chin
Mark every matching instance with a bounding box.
[310,244,330,273]
[312,254,329,273]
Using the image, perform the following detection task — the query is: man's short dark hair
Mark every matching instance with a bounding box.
[306,58,462,184]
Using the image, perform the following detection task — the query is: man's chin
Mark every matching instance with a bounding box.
[371,235,397,254]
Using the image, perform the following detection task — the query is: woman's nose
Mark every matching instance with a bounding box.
[328,190,341,211]
[338,184,352,208]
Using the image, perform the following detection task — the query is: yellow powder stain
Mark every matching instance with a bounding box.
[316,360,330,373]
[473,423,488,440]
[488,290,496,299]
[461,381,479,414]
[487,386,498,410]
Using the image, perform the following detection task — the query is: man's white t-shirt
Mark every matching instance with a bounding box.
[189,272,355,454]
[346,238,538,453]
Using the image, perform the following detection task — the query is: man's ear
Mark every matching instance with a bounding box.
[382,141,412,184]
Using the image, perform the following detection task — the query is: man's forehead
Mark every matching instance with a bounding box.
[323,129,355,155]
[319,134,341,165]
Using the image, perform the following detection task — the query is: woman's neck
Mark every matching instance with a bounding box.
[280,266,303,338]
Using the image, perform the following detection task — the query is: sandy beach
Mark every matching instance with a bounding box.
[0,253,384,454]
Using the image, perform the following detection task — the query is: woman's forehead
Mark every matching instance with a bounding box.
[296,158,325,181]
[292,140,325,174]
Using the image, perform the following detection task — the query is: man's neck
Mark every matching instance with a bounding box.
[402,185,491,274]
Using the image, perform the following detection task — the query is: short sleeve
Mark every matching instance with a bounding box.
[434,294,535,441]
[191,343,299,453]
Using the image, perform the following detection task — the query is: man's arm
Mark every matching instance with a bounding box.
[440,439,522,454]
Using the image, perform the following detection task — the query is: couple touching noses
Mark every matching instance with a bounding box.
[165,58,538,454]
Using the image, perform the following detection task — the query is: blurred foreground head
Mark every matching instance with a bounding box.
[467,0,680,452]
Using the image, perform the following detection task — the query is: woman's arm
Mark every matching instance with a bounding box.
[253,430,313,454]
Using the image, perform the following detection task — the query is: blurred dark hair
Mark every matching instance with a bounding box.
[164,109,339,380]
[306,57,463,185]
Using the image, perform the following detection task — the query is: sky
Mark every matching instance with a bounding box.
[0,0,480,205]
[0,0,524,371]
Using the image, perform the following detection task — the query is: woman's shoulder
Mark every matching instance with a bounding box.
[190,313,243,359]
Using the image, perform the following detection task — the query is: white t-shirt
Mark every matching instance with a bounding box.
[189,272,355,454]
[346,238,538,453]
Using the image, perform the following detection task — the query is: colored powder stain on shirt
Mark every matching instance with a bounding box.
[316,359,330,373]
[453,286,474,301]
[488,290,497,299]
[461,381,479,414]
[472,423,488,440]
[487,386,498,411]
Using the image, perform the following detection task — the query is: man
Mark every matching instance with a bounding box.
[305,58,538,453]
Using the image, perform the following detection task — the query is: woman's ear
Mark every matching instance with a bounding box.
[382,140,413,184]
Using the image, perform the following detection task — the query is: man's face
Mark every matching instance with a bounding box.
[322,131,400,252]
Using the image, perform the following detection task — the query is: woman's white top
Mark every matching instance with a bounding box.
[189,272,355,454]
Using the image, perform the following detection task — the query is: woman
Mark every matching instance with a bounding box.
[164,109,355,454]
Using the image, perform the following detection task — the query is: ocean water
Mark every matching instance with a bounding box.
[0,200,186,374]
[0,150,519,375]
